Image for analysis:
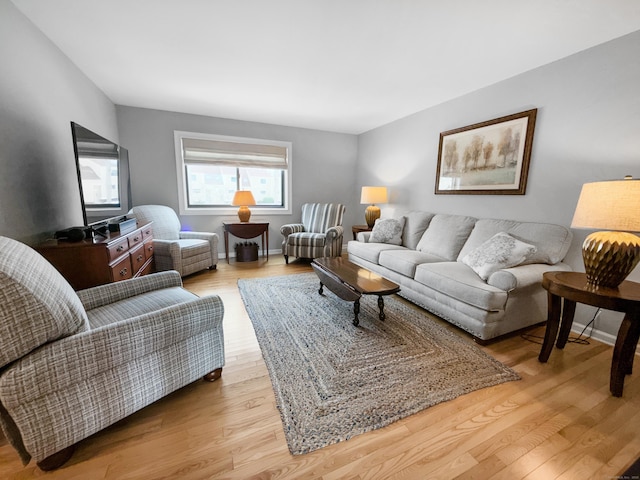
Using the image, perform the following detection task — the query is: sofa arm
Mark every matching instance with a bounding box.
[358,231,372,242]
[488,262,572,292]
[77,271,183,310]
[0,295,225,406]
[325,225,344,242]
[280,223,305,236]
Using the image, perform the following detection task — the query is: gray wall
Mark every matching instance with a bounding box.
[0,0,119,244]
[357,30,640,339]
[116,106,359,252]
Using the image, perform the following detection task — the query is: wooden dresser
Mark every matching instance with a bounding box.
[37,222,155,290]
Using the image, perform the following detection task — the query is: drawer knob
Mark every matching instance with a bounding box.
[137,255,144,261]
[133,236,140,241]
[117,245,124,252]
[119,268,128,277]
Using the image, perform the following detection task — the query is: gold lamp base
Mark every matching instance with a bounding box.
[582,231,640,289]
[365,205,381,228]
[237,206,251,223]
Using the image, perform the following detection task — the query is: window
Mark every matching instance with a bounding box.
[174,131,292,215]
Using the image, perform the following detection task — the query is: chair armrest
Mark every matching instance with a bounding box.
[488,262,572,292]
[325,225,344,242]
[77,271,183,310]
[0,295,224,405]
[179,231,218,243]
[280,223,305,236]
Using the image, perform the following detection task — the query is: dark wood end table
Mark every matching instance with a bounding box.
[222,222,269,264]
[311,257,400,326]
[538,271,640,397]
[352,225,373,240]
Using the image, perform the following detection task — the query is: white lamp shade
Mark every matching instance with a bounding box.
[360,186,388,204]
[571,178,640,232]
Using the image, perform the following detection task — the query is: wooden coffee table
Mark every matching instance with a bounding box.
[311,257,400,326]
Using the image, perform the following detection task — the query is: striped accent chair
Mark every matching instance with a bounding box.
[280,203,346,263]
[0,236,225,470]
[131,205,218,276]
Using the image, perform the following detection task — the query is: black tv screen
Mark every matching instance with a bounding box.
[71,122,132,227]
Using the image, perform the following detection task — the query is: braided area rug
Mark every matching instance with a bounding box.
[238,272,519,455]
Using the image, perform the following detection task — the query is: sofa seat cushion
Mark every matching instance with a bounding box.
[416,214,477,260]
[414,262,508,312]
[379,249,446,278]
[286,232,326,247]
[347,241,406,264]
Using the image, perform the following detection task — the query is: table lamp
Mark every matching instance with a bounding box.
[360,186,388,228]
[571,176,640,289]
[232,190,256,223]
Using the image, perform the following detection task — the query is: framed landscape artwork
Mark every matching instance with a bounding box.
[435,109,537,195]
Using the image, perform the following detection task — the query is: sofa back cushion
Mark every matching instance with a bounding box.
[0,237,89,368]
[401,211,435,249]
[456,218,573,265]
[416,214,477,260]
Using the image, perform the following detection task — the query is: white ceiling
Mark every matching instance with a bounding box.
[11,0,640,134]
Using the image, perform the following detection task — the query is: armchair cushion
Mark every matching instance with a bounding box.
[0,237,88,369]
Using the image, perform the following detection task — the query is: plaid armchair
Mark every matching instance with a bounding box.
[280,203,346,263]
[0,236,224,470]
[130,204,218,276]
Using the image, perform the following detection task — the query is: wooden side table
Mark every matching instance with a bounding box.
[538,271,640,397]
[352,225,372,241]
[222,222,269,264]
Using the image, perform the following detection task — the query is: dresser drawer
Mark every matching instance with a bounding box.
[110,255,133,282]
[130,243,146,273]
[141,225,153,239]
[144,239,154,260]
[107,238,129,262]
[128,230,144,249]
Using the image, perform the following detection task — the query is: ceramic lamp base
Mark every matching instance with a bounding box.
[582,231,640,289]
[237,206,251,223]
[365,205,381,228]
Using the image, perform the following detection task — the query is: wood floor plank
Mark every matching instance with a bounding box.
[1,255,640,479]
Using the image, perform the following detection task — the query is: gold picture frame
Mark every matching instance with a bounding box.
[435,109,537,195]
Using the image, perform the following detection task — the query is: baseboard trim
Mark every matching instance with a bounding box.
[570,321,640,354]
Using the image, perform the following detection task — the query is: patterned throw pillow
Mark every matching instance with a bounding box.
[369,217,405,245]
[461,232,537,281]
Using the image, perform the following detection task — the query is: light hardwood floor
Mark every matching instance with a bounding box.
[2,255,640,479]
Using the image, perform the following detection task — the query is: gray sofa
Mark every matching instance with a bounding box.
[347,212,573,343]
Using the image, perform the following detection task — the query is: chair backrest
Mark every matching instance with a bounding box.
[0,237,89,369]
[131,205,181,240]
[301,203,345,233]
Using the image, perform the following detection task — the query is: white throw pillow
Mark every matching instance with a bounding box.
[461,232,537,280]
[369,217,405,245]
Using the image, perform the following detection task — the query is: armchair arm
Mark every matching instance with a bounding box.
[325,225,344,242]
[180,231,219,262]
[0,295,225,406]
[280,223,305,236]
[77,271,183,310]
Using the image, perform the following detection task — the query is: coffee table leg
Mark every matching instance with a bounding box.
[378,296,386,321]
[353,299,360,326]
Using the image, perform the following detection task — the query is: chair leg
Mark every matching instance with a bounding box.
[284,255,289,264]
[209,265,217,270]
[203,368,222,382]
[37,445,75,471]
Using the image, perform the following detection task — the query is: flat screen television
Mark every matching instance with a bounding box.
[71,122,132,229]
